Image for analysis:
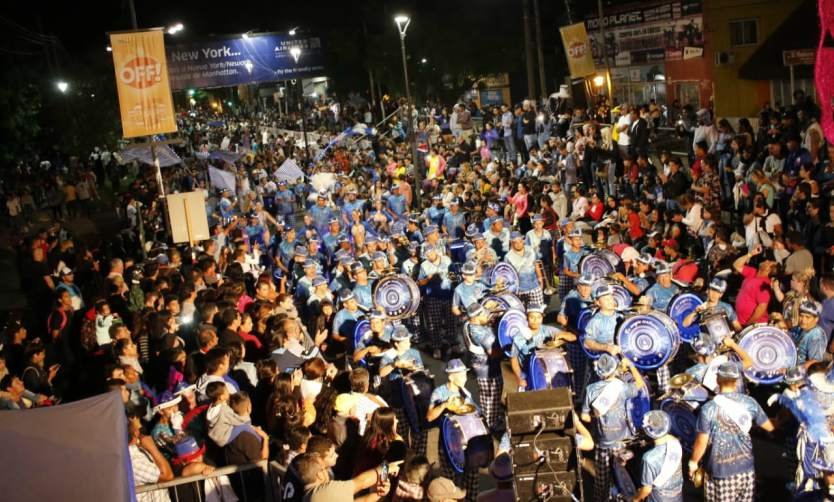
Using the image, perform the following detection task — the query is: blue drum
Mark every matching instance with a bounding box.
[577,308,601,360]
[737,324,797,385]
[667,293,704,343]
[497,309,528,356]
[623,372,652,436]
[441,412,493,473]
[528,349,571,390]
[660,398,698,452]
[617,312,680,370]
[449,239,467,264]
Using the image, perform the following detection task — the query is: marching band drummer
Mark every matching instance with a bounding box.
[509,304,576,391]
[350,262,375,312]
[452,262,488,317]
[483,217,510,260]
[352,308,393,367]
[642,261,680,311]
[426,359,482,500]
[463,302,504,432]
[504,231,545,308]
[378,326,424,379]
[525,214,554,282]
[633,410,684,502]
[685,334,752,394]
[583,284,622,358]
[418,243,455,359]
[558,273,595,397]
[611,252,654,297]
[580,353,646,502]
[682,278,744,334]
[558,228,588,301]
[689,363,776,502]
[793,301,829,368]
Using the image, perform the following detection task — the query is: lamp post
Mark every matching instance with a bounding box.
[394,14,422,206]
[290,47,311,163]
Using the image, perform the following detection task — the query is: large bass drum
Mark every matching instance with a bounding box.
[737,324,797,385]
[660,398,698,452]
[373,275,421,320]
[400,370,435,433]
[577,308,601,360]
[497,309,528,356]
[667,293,704,343]
[528,349,571,390]
[616,311,680,370]
[441,412,493,474]
[579,249,623,278]
[486,262,520,294]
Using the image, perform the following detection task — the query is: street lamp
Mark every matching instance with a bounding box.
[592,75,605,87]
[394,14,422,206]
[56,81,69,93]
[289,47,310,163]
[166,22,184,35]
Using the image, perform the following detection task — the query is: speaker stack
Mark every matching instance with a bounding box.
[506,387,583,502]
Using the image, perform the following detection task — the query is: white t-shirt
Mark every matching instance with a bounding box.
[616,115,632,146]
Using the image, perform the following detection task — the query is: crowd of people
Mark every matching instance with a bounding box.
[1,85,834,502]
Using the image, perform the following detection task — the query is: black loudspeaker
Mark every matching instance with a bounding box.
[506,387,572,434]
[513,470,577,502]
[511,432,574,473]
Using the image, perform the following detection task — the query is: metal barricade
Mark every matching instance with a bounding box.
[135,460,283,502]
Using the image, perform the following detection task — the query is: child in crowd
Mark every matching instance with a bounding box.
[206,382,258,447]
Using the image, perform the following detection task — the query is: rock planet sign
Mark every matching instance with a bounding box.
[110,29,178,138]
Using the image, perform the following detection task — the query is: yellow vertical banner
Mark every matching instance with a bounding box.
[109,30,178,138]
[559,22,596,78]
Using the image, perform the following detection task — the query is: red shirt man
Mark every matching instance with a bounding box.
[733,247,777,326]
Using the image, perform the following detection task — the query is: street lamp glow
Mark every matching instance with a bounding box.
[242,32,250,40]
[593,75,605,87]
[106,45,112,52]
[421,58,427,64]
[244,61,254,73]
[167,23,184,35]
[290,47,301,63]
[289,27,298,36]
[187,89,195,97]
[394,15,411,37]
[56,81,69,93]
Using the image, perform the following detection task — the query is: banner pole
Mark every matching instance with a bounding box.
[151,142,172,241]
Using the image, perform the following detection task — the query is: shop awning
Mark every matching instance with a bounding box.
[738,0,818,80]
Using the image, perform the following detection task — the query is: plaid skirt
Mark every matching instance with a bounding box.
[566,342,587,405]
[558,273,574,302]
[594,446,625,502]
[422,297,452,349]
[476,376,505,433]
[705,470,756,502]
[518,287,545,310]
[656,365,671,395]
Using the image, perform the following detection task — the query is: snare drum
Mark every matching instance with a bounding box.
[400,371,435,433]
[667,293,703,343]
[660,398,698,452]
[528,349,572,390]
[441,412,493,473]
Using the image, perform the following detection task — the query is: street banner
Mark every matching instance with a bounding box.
[559,23,596,78]
[110,30,178,138]
[208,166,237,193]
[166,34,325,90]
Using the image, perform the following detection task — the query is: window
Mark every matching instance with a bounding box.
[730,19,758,46]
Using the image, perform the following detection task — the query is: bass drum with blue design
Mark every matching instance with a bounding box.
[667,293,704,343]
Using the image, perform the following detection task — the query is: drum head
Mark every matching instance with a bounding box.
[661,398,698,452]
[668,293,703,343]
[577,308,601,360]
[353,320,371,350]
[626,382,652,437]
[617,314,678,370]
[611,284,633,311]
[374,275,417,319]
[488,262,519,294]
[498,309,528,356]
[738,324,797,384]
[600,249,623,271]
[441,414,489,474]
[580,253,615,278]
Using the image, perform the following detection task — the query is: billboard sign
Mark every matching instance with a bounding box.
[166,33,325,90]
[110,29,178,138]
[585,0,704,67]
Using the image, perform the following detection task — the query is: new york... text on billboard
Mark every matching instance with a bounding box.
[167,33,325,90]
